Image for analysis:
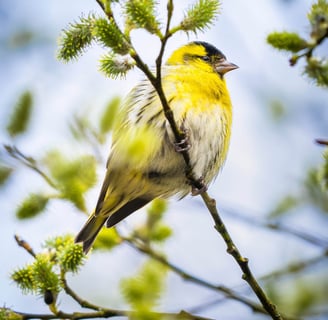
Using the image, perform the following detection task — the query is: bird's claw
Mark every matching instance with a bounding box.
[191,177,208,196]
[174,125,191,153]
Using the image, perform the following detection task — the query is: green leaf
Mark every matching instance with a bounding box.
[0,308,23,320]
[6,91,33,137]
[57,15,95,62]
[100,96,121,134]
[269,195,299,218]
[267,32,308,53]
[304,57,328,87]
[99,52,135,79]
[93,18,131,55]
[149,223,172,242]
[16,193,49,220]
[180,0,220,33]
[120,260,167,315]
[125,0,160,35]
[93,227,122,251]
[44,151,97,211]
[0,165,13,185]
[147,198,167,220]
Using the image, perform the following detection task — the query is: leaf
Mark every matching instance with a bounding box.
[100,96,121,134]
[44,151,97,211]
[180,0,220,33]
[267,32,308,53]
[120,260,167,316]
[269,196,299,218]
[0,165,13,185]
[16,193,49,220]
[6,91,33,137]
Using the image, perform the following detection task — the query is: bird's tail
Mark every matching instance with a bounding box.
[75,214,107,254]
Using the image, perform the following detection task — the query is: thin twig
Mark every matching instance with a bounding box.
[201,193,283,320]
[123,236,300,320]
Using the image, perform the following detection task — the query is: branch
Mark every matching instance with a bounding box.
[220,204,328,248]
[4,145,57,189]
[200,193,283,320]
[123,236,300,320]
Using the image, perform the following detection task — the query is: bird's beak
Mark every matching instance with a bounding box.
[215,59,239,76]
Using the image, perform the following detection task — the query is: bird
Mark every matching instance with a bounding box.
[75,41,238,253]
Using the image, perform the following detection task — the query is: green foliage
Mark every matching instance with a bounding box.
[125,0,160,35]
[121,260,167,319]
[267,0,328,86]
[93,227,122,251]
[180,0,220,33]
[0,165,13,185]
[304,57,328,86]
[100,96,121,134]
[6,91,33,137]
[99,52,135,79]
[269,196,299,218]
[11,265,37,293]
[0,308,23,320]
[93,18,131,55]
[58,241,85,273]
[11,235,85,304]
[57,15,95,61]
[44,151,97,211]
[16,193,49,220]
[267,32,307,53]
[319,148,328,189]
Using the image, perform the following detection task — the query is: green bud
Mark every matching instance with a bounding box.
[180,0,220,33]
[100,96,121,134]
[57,15,95,62]
[304,57,328,87]
[6,91,33,137]
[125,0,160,35]
[16,193,49,220]
[149,223,172,242]
[93,18,131,55]
[93,227,122,251]
[0,308,23,320]
[267,32,308,53]
[58,242,85,273]
[99,52,135,79]
[11,265,37,293]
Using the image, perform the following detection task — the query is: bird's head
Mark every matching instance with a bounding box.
[166,41,238,77]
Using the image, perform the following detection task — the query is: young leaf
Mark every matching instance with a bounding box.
[0,165,13,185]
[304,57,328,87]
[6,91,33,137]
[16,193,49,220]
[180,0,220,33]
[100,96,121,134]
[93,18,131,55]
[267,32,308,53]
[125,0,160,35]
[57,15,95,62]
[121,260,167,316]
[44,151,97,211]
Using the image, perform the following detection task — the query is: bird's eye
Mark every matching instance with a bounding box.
[200,55,210,62]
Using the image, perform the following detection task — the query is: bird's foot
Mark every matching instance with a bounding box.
[174,124,191,152]
[191,177,208,196]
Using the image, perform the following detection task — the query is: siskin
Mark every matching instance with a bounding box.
[76,41,238,253]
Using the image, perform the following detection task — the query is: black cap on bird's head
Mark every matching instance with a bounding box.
[167,41,238,76]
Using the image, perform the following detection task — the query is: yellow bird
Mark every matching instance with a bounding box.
[75,41,238,253]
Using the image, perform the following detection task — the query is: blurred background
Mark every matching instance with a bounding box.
[1,0,328,319]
